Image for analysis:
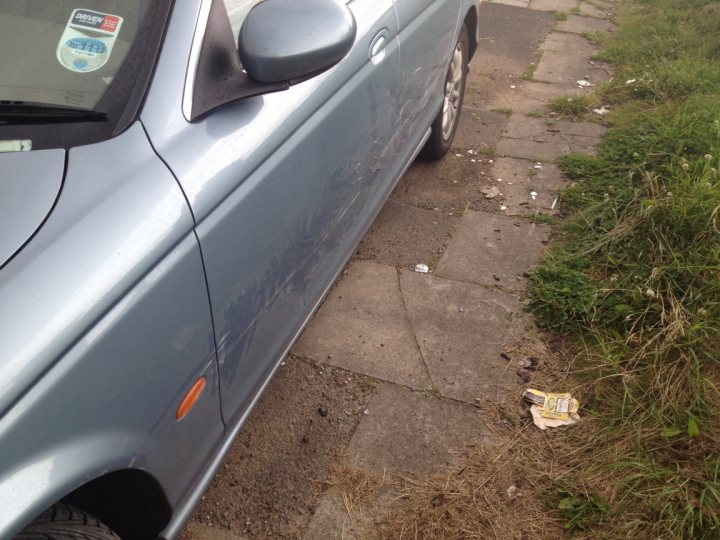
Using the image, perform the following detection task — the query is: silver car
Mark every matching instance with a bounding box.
[0,0,480,537]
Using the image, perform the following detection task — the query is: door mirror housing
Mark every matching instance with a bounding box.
[239,0,357,84]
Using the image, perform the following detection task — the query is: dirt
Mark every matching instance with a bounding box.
[182,357,375,540]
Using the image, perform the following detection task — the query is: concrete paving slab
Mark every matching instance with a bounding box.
[355,200,460,271]
[487,81,589,114]
[534,32,611,86]
[529,0,578,11]
[400,271,526,402]
[497,115,603,160]
[390,152,496,214]
[492,157,566,214]
[293,262,431,390]
[497,137,571,162]
[557,14,614,34]
[303,492,362,540]
[435,210,549,290]
[453,107,508,151]
[576,1,611,18]
[346,383,488,474]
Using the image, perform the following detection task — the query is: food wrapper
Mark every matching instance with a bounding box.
[523,389,580,421]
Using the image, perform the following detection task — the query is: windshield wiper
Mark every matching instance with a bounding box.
[0,101,107,124]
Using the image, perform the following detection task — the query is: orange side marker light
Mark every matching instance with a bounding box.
[176,377,206,420]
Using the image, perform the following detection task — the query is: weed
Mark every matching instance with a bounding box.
[548,95,598,119]
[492,106,513,115]
[528,0,720,536]
[555,10,568,21]
[569,6,580,15]
[478,146,496,157]
[521,211,558,226]
[526,110,543,118]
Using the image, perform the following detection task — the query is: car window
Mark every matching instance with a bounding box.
[0,1,146,111]
[0,0,172,150]
[223,0,263,39]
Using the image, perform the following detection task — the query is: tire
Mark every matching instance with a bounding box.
[420,24,470,161]
[14,503,120,540]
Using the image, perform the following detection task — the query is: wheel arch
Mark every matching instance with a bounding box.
[464,6,479,61]
[61,469,172,540]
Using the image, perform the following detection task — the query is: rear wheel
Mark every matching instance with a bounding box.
[15,503,120,540]
[420,24,469,161]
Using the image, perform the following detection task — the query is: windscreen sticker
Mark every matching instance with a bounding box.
[56,9,123,73]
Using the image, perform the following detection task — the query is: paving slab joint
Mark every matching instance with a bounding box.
[395,267,439,394]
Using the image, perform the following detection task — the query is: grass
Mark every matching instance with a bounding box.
[555,10,568,21]
[492,106,513,115]
[549,95,599,119]
[526,0,720,537]
[478,146,496,157]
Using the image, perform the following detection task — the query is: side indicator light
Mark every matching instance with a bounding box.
[176,377,206,420]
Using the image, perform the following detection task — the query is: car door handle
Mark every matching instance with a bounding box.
[369,29,390,63]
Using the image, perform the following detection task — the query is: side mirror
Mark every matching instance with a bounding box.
[239,0,357,84]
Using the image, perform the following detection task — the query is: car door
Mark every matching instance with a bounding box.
[141,0,401,426]
[393,0,462,149]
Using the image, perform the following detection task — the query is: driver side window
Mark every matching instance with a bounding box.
[222,0,262,39]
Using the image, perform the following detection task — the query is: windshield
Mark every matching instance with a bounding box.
[0,0,172,149]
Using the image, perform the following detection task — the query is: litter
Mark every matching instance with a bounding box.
[576,80,594,88]
[625,78,636,85]
[530,191,538,200]
[510,85,516,89]
[550,197,558,210]
[414,263,429,273]
[593,106,610,116]
[467,149,478,155]
[481,185,501,199]
[523,389,580,430]
[500,205,507,211]
[471,159,477,163]
[455,153,463,157]
[534,164,543,170]
[506,485,518,500]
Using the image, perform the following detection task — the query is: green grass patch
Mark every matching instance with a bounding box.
[549,95,599,119]
[555,10,568,21]
[491,107,513,115]
[528,0,720,537]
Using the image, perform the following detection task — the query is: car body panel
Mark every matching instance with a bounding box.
[143,0,403,425]
[0,235,222,538]
[0,149,64,267]
[1,0,482,537]
[394,0,463,148]
[0,123,223,537]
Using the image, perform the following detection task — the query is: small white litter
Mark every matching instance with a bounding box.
[534,164,543,170]
[471,159,477,163]
[455,153,463,157]
[576,80,594,88]
[414,263,429,274]
[500,205,507,211]
[530,191,538,200]
[510,85,516,89]
[467,149,478,155]
[625,78,637,85]
[506,485,518,500]
[593,106,610,116]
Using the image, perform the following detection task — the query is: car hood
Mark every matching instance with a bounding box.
[0,149,65,267]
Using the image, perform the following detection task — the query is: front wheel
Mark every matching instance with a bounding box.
[420,24,469,161]
[14,503,120,540]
